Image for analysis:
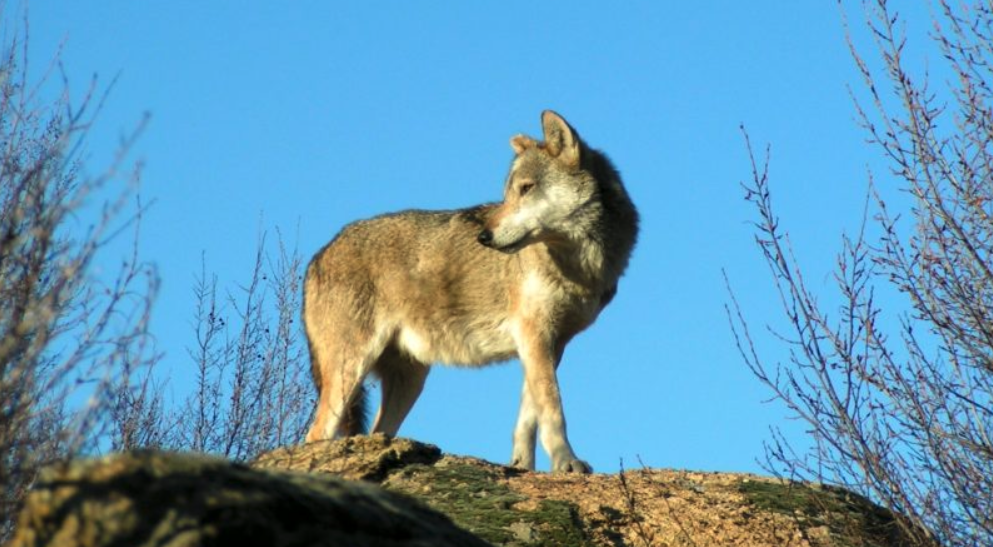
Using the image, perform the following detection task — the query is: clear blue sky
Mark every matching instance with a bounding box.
[26,2,935,473]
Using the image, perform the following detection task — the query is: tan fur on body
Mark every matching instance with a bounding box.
[304,111,638,473]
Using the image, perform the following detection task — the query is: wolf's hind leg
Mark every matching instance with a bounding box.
[305,334,384,442]
[370,345,429,437]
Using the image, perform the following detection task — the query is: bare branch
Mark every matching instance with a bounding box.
[729,3,993,545]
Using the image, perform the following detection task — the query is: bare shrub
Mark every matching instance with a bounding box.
[163,231,313,461]
[0,8,314,540]
[727,1,993,545]
[0,16,157,541]
[106,230,314,462]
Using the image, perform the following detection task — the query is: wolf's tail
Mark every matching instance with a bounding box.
[341,382,369,436]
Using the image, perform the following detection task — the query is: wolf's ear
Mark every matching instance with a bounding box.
[510,134,537,155]
[541,110,580,168]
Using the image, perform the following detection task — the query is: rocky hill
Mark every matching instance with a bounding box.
[8,435,912,546]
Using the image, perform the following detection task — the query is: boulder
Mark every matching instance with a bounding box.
[8,435,917,547]
[7,448,489,547]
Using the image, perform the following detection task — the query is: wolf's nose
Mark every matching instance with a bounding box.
[477,229,493,247]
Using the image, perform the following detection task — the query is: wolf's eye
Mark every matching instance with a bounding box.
[519,182,535,196]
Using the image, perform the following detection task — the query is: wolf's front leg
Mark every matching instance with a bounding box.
[511,382,538,470]
[517,329,592,474]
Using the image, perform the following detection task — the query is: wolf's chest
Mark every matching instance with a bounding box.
[518,271,603,320]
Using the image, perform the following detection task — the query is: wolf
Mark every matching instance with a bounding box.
[303,110,638,473]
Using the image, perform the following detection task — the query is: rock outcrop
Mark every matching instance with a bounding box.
[8,435,914,547]
[6,447,488,547]
[257,435,911,546]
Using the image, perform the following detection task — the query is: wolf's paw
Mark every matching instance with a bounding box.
[552,457,593,474]
[510,455,536,471]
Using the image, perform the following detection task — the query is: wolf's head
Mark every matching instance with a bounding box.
[478,111,604,253]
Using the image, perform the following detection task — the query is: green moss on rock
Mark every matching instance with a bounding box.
[739,479,915,547]
[385,460,589,547]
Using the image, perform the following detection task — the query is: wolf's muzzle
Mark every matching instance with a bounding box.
[477,229,494,247]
